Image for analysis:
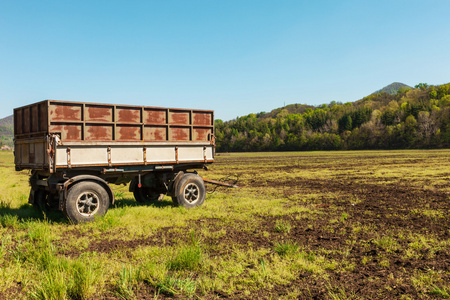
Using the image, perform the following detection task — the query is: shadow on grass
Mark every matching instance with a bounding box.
[0,197,176,227]
[0,203,69,226]
[112,197,175,209]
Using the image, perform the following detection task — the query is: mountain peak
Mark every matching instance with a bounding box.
[373,82,411,95]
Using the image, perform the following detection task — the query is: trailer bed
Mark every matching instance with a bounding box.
[14,100,214,171]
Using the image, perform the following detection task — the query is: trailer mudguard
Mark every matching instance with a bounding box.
[63,174,115,206]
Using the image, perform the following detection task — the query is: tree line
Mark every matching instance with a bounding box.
[215,83,450,152]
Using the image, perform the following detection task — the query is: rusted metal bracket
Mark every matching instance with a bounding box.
[202,177,239,188]
[50,134,61,173]
[67,147,71,169]
[143,146,147,165]
[108,146,112,167]
[203,146,207,163]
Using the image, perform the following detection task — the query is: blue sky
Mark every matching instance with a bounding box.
[1,0,449,121]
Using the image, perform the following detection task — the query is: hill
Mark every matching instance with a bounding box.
[0,115,13,147]
[373,82,411,95]
[216,82,450,151]
[0,115,13,137]
[255,103,316,119]
[233,83,412,122]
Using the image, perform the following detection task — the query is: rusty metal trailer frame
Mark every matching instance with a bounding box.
[14,100,215,172]
[14,100,222,224]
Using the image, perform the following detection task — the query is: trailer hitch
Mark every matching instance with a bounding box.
[202,177,239,188]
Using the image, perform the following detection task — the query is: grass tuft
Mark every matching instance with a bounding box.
[29,267,68,300]
[274,220,292,233]
[429,284,450,298]
[0,214,19,227]
[274,241,299,257]
[157,276,197,297]
[327,283,356,300]
[167,245,203,271]
[167,230,204,271]
[115,265,137,300]
[68,260,98,300]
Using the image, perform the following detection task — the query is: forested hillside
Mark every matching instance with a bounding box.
[0,115,13,147]
[216,83,450,151]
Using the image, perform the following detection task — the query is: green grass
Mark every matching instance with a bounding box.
[274,220,292,233]
[156,275,197,297]
[0,150,449,298]
[274,241,298,257]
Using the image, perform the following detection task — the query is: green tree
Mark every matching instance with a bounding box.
[338,115,352,132]
[415,83,429,90]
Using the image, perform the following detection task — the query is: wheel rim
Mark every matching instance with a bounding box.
[76,191,100,216]
[183,183,200,204]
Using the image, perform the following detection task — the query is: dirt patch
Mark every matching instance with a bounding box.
[0,281,24,300]
[60,227,181,257]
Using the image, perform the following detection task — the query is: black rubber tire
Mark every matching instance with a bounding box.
[172,173,206,208]
[32,189,49,211]
[133,185,164,203]
[64,181,110,224]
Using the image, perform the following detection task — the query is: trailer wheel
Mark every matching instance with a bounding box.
[32,190,49,211]
[133,185,164,203]
[64,181,110,224]
[172,174,206,208]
